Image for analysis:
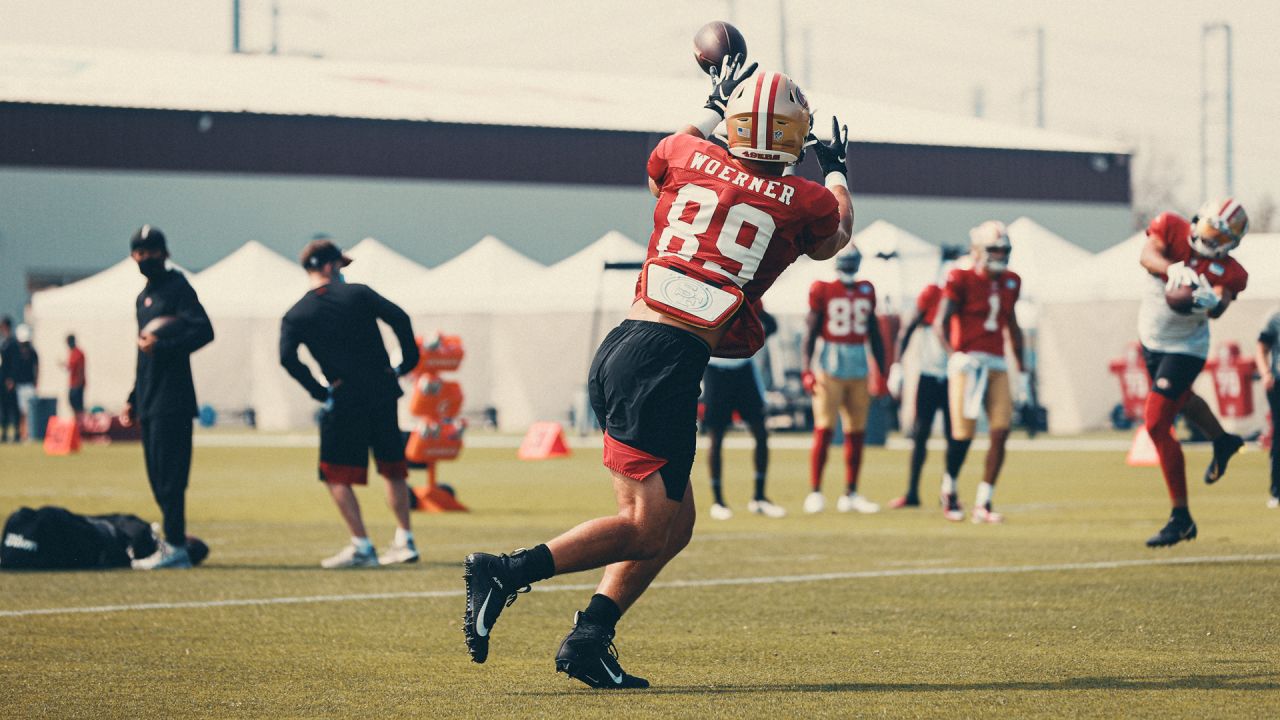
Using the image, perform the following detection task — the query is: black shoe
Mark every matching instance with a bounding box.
[462,552,529,664]
[1204,433,1244,485]
[555,611,650,689]
[1145,514,1198,548]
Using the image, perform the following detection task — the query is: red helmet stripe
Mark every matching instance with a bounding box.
[764,73,781,149]
[751,73,766,151]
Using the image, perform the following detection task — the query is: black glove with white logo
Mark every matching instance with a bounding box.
[807,116,849,178]
[704,54,758,117]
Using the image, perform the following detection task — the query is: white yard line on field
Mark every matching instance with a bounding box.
[2,553,1278,619]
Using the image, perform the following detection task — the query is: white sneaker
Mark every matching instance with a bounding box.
[1267,496,1279,509]
[971,506,1005,524]
[132,542,193,570]
[378,540,420,565]
[321,543,379,569]
[709,503,734,520]
[747,499,787,518]
[804,492,826,514]
[837,493,880,514]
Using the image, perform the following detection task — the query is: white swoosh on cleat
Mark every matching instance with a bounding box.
[601,659,623,685]
[475,590,493,637]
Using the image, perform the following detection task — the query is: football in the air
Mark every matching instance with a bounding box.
[140,315,178,338]
[693,20,748,76]
[1165,283,1195,314]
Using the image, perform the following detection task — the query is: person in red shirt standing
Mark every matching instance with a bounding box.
[935,222,1025,524]
[801,248,886,514]
[1137,199,1249,547]
[64,335,86,420]
[462,59,854,688]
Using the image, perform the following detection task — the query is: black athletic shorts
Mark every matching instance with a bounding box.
[589,320,711,502]
[318,394,407,485]
[1142,346,1205,399]
[702,361,764,430]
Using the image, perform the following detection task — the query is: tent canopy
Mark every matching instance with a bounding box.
[193,240,306,318]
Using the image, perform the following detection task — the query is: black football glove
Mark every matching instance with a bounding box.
[704,54,758,117]
[807,116,849,177]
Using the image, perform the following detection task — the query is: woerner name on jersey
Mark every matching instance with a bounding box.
[686,152,797,206]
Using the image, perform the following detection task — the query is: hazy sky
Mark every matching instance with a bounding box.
[3,0,1277,220]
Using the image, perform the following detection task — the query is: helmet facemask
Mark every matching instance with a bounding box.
[969,221,1012,275]
[1190,198,1248,259]
[835,250,861,285]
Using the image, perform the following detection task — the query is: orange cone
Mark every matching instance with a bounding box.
[1126,427,1172,467]
[43,417,82,456]
[518,421,571,460]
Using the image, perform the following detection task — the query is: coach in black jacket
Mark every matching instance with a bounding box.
[280,239,420,569]
[123,225,214,570]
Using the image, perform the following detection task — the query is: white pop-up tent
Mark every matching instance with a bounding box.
[854,220,944,316]
[1006,217,1095,303]
[343,237,430,308]
[27,258,183,414]
[191,240,313,430]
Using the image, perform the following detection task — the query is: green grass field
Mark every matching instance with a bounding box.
[1,436,1277,718]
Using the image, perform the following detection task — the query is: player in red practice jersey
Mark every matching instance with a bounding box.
[1137,198,1249,547]
[801,248,886,514]
[462,58,855,689]
[934,222,1025,524]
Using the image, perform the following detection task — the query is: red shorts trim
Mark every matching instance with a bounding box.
[376,459,409,481]
[320,462,368,486]
[602,432,667,481]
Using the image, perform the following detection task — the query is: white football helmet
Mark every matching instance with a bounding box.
[1191,197,1248,258]
[724,71,811,164]
[969,220,1012,274]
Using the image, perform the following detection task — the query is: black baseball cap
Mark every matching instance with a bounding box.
[300,239,353,270]
[129,224,168,252]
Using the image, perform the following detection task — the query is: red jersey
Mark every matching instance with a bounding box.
[916,283,943,324]
[67,347,86,389]
[1147,212,1248,294]
[809,280,876,344]
[643,133,840,357]
[943,266,1021,355]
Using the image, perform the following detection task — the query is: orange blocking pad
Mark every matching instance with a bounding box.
[43,417,82,456]
[518,421,571,460]
[412,465,468,513]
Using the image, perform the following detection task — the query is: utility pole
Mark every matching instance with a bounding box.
[801,27,812,87]
[270,0,281,55]
[1201,23,1234,199]
[778,0,789,76]
[1034,25,1045,128]
[973,84,986,118]
[232,0,241,53]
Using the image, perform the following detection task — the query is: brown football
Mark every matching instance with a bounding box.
[693,20,748,76]
[1165,283,1195,314]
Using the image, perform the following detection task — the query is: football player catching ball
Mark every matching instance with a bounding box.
[462,56,855,688]
[1137,199,1249,547]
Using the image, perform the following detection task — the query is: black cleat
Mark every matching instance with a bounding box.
[1204,433,1244,485]
[1146,514,1198,548]
[462,552,529,664]
[555,611,650,689]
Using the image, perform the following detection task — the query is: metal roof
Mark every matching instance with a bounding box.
[0,44,1130,155]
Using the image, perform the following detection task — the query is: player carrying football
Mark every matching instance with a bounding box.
[462,57,854,688]
[801,248,886,514]
[1137,199,1249,547]
[934,222,1025,523]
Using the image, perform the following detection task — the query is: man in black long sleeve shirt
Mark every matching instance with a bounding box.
[280,239,421,569]
[123,225,214,570]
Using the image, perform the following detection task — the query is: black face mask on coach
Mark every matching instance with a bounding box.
[137,257,166,279]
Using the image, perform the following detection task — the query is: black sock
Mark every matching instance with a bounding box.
[585,593,622,631]
[506,544,555,586]
[1171,506,1192,522]
[711,478,725,506]
[945,438,972,478]
[753,472,766,501]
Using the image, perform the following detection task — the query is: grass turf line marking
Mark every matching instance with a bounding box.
[3,553,1278,619]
